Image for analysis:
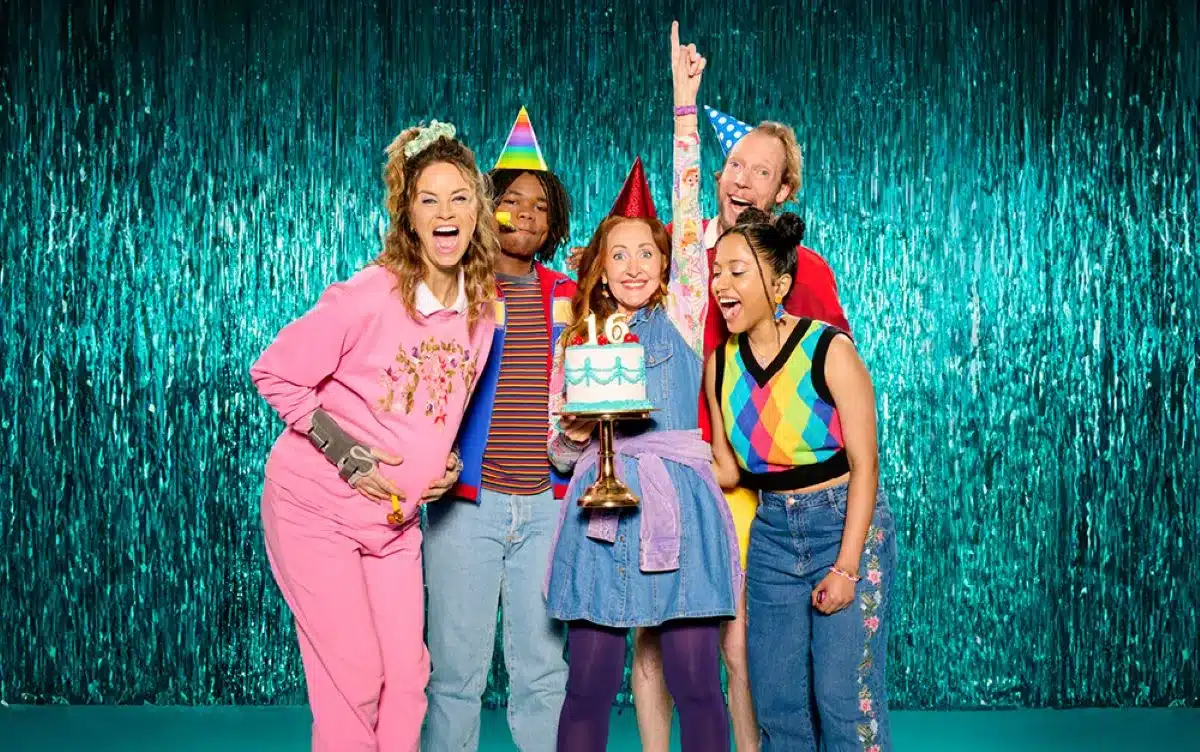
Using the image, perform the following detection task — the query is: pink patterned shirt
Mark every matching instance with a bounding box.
[251,265,493,522]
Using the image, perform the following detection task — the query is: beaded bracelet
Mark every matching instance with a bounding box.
[830,566,861,583]
[673,104,697,117]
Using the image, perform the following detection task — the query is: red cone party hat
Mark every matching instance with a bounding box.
[608,157,658,220]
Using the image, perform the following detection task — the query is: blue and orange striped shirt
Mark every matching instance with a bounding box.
[481,272,552,494]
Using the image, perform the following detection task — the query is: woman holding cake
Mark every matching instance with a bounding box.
[542,33,738,752]
[705,208,897,751]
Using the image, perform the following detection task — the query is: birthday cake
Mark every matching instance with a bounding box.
[562,314,653,414]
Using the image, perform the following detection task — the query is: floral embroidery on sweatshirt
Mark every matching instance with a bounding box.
[378,338,476,424]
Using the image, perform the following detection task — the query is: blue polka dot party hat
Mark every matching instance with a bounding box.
[703,105,753,157]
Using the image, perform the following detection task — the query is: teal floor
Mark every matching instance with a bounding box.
[0,705,1195,750]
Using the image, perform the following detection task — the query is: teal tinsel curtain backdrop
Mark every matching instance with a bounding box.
[1,0,1197,708]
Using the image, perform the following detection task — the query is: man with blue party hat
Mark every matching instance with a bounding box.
[422,106,574,752]
[696,102,849,377]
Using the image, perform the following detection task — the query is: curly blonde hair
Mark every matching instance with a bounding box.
[560,216,671,346]
[376,127,498,331]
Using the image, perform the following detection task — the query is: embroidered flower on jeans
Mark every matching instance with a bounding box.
[856,687,880,748]
[854,522,887,750]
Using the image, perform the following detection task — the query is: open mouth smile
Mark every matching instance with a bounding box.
[432,225,461,254]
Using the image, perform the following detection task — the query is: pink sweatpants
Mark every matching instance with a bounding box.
[261,477,429,752]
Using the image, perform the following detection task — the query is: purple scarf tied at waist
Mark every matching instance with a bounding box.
[545,429,743,597]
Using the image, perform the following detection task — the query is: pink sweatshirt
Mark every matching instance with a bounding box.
[251,264,494,525]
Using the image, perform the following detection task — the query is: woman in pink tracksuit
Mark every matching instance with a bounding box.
[250,121,497,751]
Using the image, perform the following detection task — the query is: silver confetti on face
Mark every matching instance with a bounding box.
[1,0,1196,710]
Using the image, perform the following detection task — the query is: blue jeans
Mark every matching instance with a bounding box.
[422,488,567,752]
[746,485,896,752]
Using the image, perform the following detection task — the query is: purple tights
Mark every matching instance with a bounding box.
[556,620,730,752]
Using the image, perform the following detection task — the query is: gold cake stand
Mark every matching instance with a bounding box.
[558,406,654,509]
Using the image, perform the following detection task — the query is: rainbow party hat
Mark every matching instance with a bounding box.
[704,105,753,157]
[493,106,549,171]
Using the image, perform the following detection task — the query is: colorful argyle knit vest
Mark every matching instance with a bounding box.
[715,319,850,491]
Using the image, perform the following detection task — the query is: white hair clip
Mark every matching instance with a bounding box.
[404,120,457,159]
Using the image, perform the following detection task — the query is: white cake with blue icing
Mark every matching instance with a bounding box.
[562,341,652,414]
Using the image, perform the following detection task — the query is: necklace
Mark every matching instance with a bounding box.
[746,318,790,366]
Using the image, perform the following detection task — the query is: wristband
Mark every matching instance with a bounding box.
[673,104,697,117]
[307,409,377,486]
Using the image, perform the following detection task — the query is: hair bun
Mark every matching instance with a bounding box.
[774,212,806,247]
[735,207,773,227]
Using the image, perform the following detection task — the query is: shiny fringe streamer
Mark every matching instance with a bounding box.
[1,0,1197,708]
